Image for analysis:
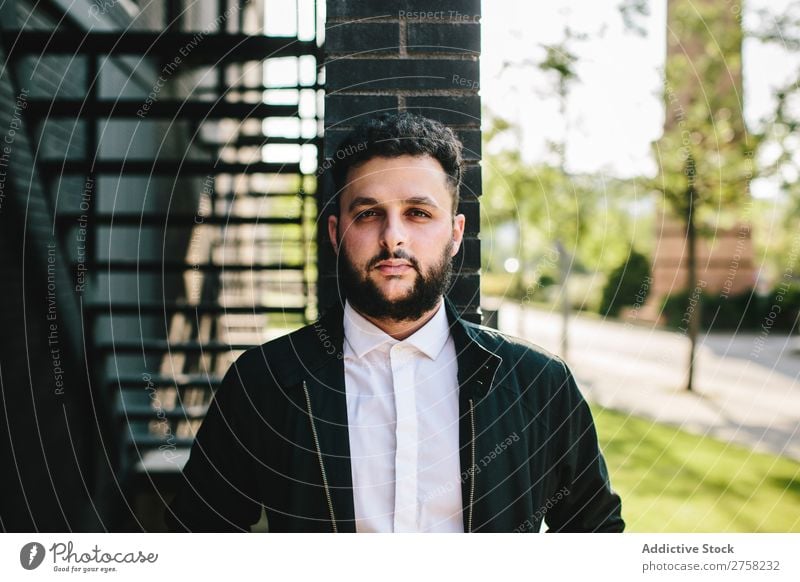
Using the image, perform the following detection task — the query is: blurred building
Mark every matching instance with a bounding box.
[650,211,756,297]
[642,0,756,322]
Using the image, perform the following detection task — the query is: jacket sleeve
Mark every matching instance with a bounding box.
[545,360,625,533]
[164,359,263,532]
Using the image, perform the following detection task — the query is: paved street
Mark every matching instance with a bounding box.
[494,301,800,461]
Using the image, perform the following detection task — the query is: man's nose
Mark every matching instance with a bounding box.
[379,211,407,250]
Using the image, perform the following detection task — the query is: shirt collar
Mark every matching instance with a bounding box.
[343,300,395,358]
[343,299,451,360]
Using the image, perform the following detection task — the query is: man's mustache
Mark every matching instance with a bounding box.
[366,249,420,272]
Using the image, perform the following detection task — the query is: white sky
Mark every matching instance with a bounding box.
[481,0,800,183]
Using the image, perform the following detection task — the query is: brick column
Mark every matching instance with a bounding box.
[319,0,482,323]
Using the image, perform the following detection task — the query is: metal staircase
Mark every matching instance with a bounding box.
[3,0,322,529]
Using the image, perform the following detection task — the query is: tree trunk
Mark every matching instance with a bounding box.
[557,240,569,359]
[686,182,699,392]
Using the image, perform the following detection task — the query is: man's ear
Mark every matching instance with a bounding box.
[451,213,466,256]
[327,214,340,255]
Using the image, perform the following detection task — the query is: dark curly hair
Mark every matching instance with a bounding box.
[329,112,463,215]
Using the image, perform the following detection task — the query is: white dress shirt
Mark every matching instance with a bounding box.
[342,299,463,532]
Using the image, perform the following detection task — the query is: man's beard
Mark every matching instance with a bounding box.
[336,239,454,321]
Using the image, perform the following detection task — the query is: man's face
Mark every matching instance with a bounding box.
[328,154,466,321]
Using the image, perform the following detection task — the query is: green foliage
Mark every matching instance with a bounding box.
[618,0,650,36]
[481,121,651,303]
[659,282,800,332]
[483,18,658,310]
[599,250,652,317]
[537,273,556,288]
[764,280,800,332]
[745,3,800,277]
[481,143,588,267]
[538,41,579,83]
[660,291,757,331]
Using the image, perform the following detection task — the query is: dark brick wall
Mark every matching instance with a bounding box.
[321,0,482,323]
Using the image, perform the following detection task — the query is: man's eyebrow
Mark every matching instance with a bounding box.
[404,196,439,208]
[347,196,380,212]
[347,195,440,212]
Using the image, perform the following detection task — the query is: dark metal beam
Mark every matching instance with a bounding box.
[26,100,298,120]
[3,32,321,62]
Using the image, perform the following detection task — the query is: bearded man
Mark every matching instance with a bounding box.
[166,112,624,533]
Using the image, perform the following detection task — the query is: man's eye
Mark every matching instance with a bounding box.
[356,210,378,219]
[408,209,431,218]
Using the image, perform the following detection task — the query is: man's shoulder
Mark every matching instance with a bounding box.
[229,318,332,384]
[256,319,323,356]
[460,318,567,377]
[462,320,582,417]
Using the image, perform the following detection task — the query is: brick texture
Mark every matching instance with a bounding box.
[327,0,481,20]
[407,23,480,54]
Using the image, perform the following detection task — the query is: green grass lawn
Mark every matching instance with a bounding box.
[592,406,800,532]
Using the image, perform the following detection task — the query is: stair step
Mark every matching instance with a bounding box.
[202,135,319,147]
[27,100,297,120]
[118,402,208,420]
[195,84,321,95]
[133,449,191,473]
[126,434,195,449]
[87,303,306,315]
[98,340,256,353]
[56,214,302,226]
[72,260,305,271]
[43,160,301,175]
[4,32,320,62]
[212,191,312,199]
[111,373,224,388]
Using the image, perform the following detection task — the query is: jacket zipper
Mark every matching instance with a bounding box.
[302,380,338,532]
[468,397,476,533]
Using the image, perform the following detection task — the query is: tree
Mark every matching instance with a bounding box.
[600,250,652,317]
[749,4,800,269]
[652,0,756,391]
[483,92,653,307]
[495,27,586,357]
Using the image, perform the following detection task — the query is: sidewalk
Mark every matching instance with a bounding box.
[494,301,800,462]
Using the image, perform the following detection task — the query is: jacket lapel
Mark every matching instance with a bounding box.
[444,300,503,532]
[300,302,357,532]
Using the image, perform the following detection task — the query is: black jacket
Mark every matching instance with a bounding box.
[165,300,624,532]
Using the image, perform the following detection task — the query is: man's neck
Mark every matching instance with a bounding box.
[352,297,443,341]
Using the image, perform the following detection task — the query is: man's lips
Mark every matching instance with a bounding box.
[374,260,414,276]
